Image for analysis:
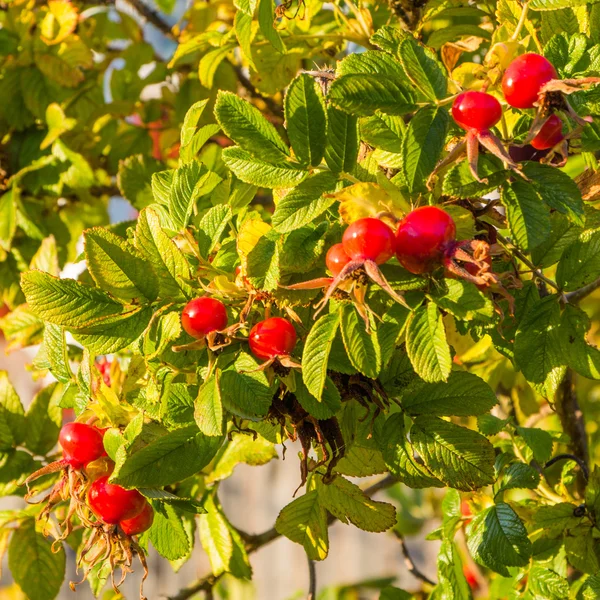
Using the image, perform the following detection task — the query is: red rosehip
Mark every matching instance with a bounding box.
[249,317,297,361]
[342,218,395,265]
[452,91,503,132]
[395,207,456,274]
[88,476,146,524]
[59,422,107,469]
[502,53,557,109]
[530,114,564,150]
[463,565,479,590]
[326,243,352,277]
[119,502,154,536]
[181,297,228,339]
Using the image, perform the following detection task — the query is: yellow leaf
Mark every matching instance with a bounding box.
[237,219,272,265]
[40,0,79,46]
[330,182,405,224]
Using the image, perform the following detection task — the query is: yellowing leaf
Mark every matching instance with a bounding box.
[40,0,78,46]
[237,219,272,263]
[331,182,403,224]
[41,103,76,149]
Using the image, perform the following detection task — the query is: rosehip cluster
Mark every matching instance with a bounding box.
[25,422,153,598]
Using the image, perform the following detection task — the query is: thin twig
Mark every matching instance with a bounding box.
[565,276,600,304]
[392,530,436,586]
[166,474,398,600]
[307,555,317,600]
[545,453,590,481]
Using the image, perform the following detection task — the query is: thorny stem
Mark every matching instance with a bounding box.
[392,530,436,586]
[166,475,398,600]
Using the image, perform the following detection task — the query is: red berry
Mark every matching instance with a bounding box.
[88,476,146,524]
[395,207,456,274]
[249,317,297,361]
[59,422,107,469]
[463,565,479,590]
[502,53,557,109]
[326,243,352,277]
[342,218,395,265]
[530,114,564,150]
[452,91,502,132]
[119,502,154,536]
[181,297,228,339]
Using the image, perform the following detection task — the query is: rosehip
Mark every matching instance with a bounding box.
[530,114,564,150]
[249,317,297,361]
[181,297,228,339]
[342,218,395,265]
[326,243,351,277]
[119,502,154,536]
[452,91,503,132]
[395,207,456,274]
[88,476,146,524]
[59,422,107,469]
[502,53,557,109]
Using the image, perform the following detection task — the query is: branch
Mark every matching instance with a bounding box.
[166,474,398,600]
[545,453,590,481]
[307,555,317,600]
[392,530,436,586]
[233,65,284,120]
[565,276,600,304]
[555,370,589,496]
[98,0,176,39]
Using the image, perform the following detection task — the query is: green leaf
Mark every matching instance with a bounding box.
[400,106,449,194]
[195,374,224,437]
[220,353,273,419]
[533,503,583,537]
[324,106,359,173]
[285,73,327,167]
[170,162,222,230]
[557,229,600,291]
[302,312,340,401]
[514,295,563,384]
[530,0,600,11]
[199,495,252,578]
[196,205,233,258]
[206,432,277,484]
[222,146,307,188]
[317,476,396,532]
[215,91,289,162]
[405,303,451,383]
[497,462,541,494]
[501,179,550,251]
[398,36,447,101]
[328,74,417,116]
[442,156,507,199]
[380,413,443,488]
[410,416,496,491]
[430,279,495,323]
[135,208,192,300]
[295,377,342,420]
[437,539,473,600]
[41,103,76,149]
[149,502,191,561]
[85,228,158,301]
[111,425,223,488]
[117,155,163,210]
[466,502,532,576]
[73,306,152,354]
[0,189,16,252]
[529,566,569,600]
[515,426,553,463]
[401,372,497,417]
[152,169,174,205]
[8,517,65,600]
[199,43,235,89]
[275,489,329,560]
[0,371,25,450]
[340,305,382,379]
[531,212,581,268]
[522,162,584,225]
[272,171,339,233]
[360,112,405,152]
[24,383,62,456]
[258,0,285,52]
[21,271,126,329]
[559,304,600,379]
[33,323,72,383]
[246,228,280,291]
[234,11,256,69]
